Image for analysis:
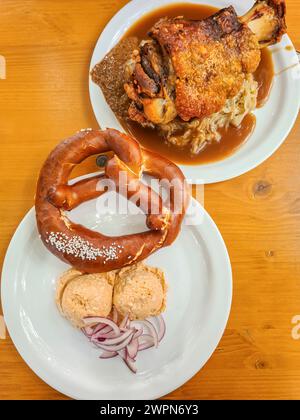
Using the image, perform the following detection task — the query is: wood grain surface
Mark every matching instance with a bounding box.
[0,0,299,400]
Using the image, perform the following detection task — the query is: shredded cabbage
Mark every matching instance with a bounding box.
[158,74,258,154]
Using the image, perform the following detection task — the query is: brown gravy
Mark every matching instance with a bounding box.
[255,47,274,108]
[120,3,274,165]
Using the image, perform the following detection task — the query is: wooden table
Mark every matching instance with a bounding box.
[0,0,299,400]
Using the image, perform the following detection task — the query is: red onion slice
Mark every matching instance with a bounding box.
[127,338,139,360]
[92,323,107,334]
[123,350,137,374]
[82,316,104,326]
[100,350,118,359]
[83,317,120,335]
[143,320,159,347]
[156,315,166,342]
[117,349,136,373]
[133,328,143,340]
[94,330,117,340]
[118,349,126,359]
[138,334,155,351]
[125,357,137,373]
[100,329,134,346]
[131,320,158,348]
[91,326,113,340]
[125,350,136,365]
[82,325,96,337]
[95,332,134,352]
[81,327,92,338]
[126,355,136,365]
[82,314,166,374]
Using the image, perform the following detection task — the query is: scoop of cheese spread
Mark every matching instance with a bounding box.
[56,268,115,328]
[113,262,167,320]
[56,263,167,327]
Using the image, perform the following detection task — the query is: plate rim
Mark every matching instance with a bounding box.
[1,197,232,400]
[88,0,300,184]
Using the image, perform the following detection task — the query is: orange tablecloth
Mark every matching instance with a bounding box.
[0,0,299,399]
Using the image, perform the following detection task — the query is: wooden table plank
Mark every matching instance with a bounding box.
[0,0,299,400]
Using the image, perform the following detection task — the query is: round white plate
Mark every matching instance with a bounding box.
[1,182,232,400]
[89,0,300,184]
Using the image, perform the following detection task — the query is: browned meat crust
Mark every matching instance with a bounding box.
[124,39,177,126]
[122,1,286,126]
[149,7,261,121]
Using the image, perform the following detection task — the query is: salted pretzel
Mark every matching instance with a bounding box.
[35,128,190,273]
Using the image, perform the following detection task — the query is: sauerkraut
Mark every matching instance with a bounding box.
[158,74,258,154]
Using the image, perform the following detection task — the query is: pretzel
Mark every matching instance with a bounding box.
[35,128,190,273]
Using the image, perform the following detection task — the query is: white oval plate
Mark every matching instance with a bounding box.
[89,0,300,184]
[1,182,231,400]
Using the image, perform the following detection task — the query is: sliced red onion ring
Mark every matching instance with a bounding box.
[116,348,136,373]
[82,325,95,337]
[127,338,139,360]
[119,349,137,374]
[92,323,107,334]
[95,332,134,352]
[82,314,166,374]
[81,327,91,338]
[125,357,137,374]
[125,353,136,365]
[83,317,120,335]
[82,316,104,326]
[118,349,126,359]
[91,326,113,340]
[131,320,158,348]
[99,329,134,346]
[143,320,159,347]
[156,315,166,342]
[133,328,143,340]
[100,350,118,359]
[93,330,116,340]
[138,334,155,351]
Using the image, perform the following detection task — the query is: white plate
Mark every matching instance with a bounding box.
[1,180,232,400]
[89,0,300,184]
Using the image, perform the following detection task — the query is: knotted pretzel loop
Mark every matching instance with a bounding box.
[35,128,190,273]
